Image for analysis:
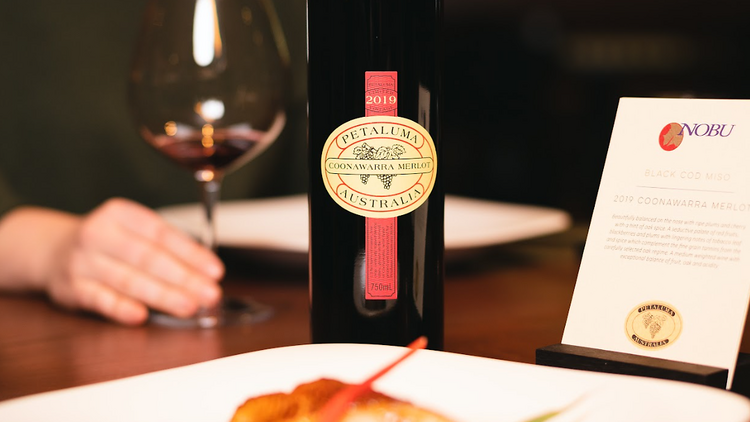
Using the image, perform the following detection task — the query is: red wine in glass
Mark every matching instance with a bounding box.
[129,0,288,327]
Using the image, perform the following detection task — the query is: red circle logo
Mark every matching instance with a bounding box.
[659,123,684,151]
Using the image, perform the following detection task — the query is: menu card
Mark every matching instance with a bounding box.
[563,98,750,387]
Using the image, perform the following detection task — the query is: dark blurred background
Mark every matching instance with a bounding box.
[442,0,750,222]
[1,0,749,223]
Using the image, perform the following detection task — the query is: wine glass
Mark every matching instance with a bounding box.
[128,0,288,327]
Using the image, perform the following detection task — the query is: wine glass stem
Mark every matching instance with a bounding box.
[196,174,223,327]
[198,177,222,252]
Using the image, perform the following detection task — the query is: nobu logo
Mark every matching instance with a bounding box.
[658,122,735,151]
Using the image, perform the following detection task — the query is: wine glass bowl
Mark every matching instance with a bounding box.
[128,0,288,327]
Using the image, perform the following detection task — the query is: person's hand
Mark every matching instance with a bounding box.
[0,198,224,325]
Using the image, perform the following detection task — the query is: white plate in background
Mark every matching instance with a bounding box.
[159,194,571,257]
[0,343,747,422]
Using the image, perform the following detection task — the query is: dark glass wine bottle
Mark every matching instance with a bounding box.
[307,0,444,349]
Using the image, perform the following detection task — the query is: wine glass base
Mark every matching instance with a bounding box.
[148,296,273,328]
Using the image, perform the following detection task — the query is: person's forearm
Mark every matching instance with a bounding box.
[0,206,80,292]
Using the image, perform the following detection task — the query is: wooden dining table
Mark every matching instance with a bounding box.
[1,226,748,403]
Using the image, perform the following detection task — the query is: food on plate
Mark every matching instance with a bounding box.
[230,378,455,422]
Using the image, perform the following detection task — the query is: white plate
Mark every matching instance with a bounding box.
[0,344,747,421]
[159,194,571,255]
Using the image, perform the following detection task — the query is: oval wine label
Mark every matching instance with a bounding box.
[321,115,437,218]
[625,301,683,349]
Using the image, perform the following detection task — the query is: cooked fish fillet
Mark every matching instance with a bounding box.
[231,378,454,422]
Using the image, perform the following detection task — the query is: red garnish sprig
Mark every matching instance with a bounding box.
[316,336,428,422]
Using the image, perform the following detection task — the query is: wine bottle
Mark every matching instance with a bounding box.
[307,0,444,349]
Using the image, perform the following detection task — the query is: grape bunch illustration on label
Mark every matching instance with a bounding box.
[641,312,667,339]
[353,143,406,189]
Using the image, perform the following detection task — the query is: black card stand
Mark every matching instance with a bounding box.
[536,344,750,398]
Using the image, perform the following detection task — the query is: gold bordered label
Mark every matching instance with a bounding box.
[321,115,437,218]
[625,301,682,349]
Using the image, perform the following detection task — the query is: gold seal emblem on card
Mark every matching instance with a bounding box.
[625,301,682,349]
